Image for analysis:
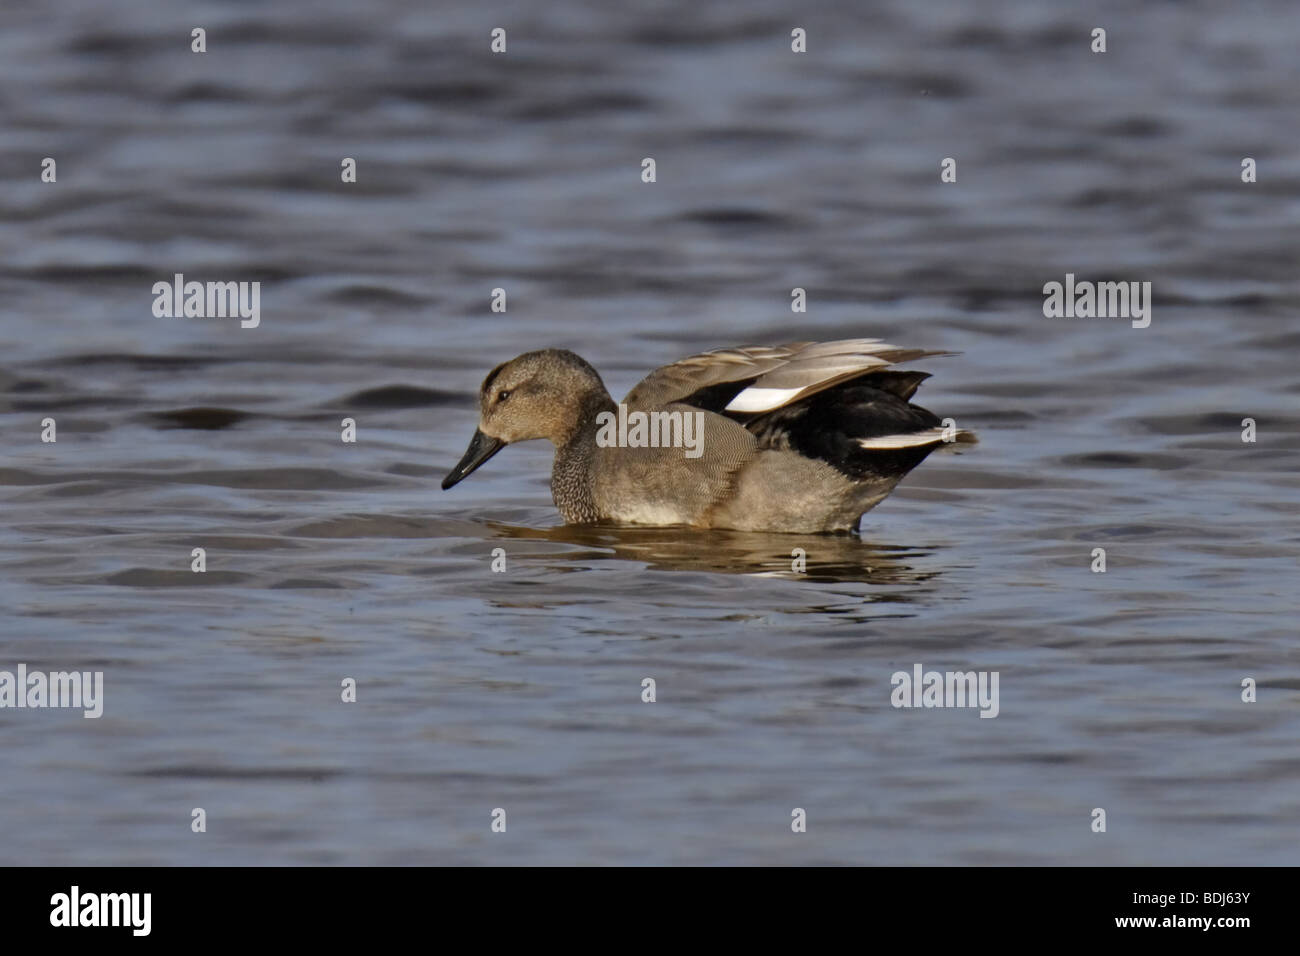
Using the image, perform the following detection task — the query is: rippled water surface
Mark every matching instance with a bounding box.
[2,0,1298,865]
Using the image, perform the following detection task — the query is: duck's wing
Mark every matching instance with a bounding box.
[623,339,950,414]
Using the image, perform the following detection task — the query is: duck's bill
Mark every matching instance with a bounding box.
[441,429,505,489]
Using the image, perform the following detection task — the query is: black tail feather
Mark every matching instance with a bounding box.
[747,382,944,480]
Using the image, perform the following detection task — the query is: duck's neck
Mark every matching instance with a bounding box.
[551,390,616,523]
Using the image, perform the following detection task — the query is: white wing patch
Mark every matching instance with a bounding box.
[724,386,807,413]
[856,428,951,449]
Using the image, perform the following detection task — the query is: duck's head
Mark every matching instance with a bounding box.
[441,349,608,489]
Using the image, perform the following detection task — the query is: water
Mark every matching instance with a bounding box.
[1,0,1297,865]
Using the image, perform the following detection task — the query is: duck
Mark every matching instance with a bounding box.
[442,339,974,533]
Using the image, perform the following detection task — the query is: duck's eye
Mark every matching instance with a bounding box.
[496,390,512,403]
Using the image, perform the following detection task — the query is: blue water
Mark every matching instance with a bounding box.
[1,0,1297,865]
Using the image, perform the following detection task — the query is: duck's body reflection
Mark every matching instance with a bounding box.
[488,519,944,588]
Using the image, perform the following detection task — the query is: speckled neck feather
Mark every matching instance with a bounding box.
[551,389,615,522]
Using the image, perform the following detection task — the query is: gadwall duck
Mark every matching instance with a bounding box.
[442,339,974,533]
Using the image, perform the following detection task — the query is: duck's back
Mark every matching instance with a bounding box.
[589,339,974,532]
